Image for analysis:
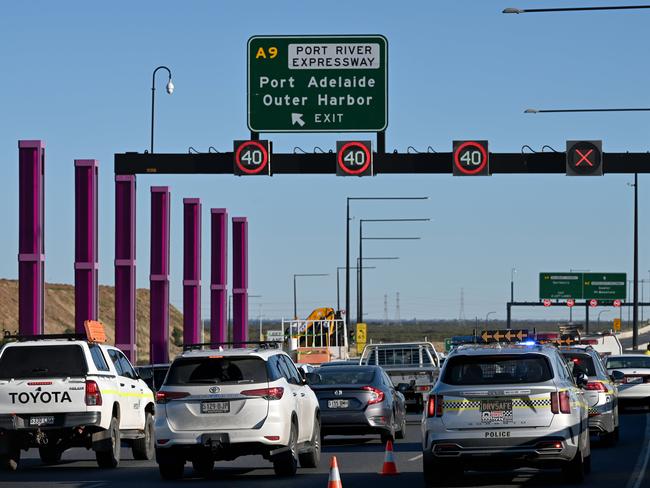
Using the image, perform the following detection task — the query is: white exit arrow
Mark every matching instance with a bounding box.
[291,113,305,127]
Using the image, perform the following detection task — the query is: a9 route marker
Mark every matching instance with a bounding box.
[336,140,373,176]
[233,140,271,176]
[452,140,490,176]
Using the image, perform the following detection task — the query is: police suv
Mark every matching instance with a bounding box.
[422,342,591,486]
[0,326,155,470]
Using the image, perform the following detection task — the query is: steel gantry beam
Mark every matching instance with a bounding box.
[115,151,650,175]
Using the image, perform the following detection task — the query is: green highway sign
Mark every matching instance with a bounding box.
[539,273,584,299]
[247,35,388,132]
[583,273,626,300]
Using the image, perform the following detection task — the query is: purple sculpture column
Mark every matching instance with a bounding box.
[210,209,228,343]
[232,217,248,345]
[74,160,98,333]
[183,199,201,345]
[18,140,45,336]
[150,187,170,363]
[115,175,137,361]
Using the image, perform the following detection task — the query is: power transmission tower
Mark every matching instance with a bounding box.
[383,294,389,325]
[396,292,402,326]
[458,287,466,326]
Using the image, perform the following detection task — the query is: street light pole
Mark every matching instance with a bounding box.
[598,310,611,327]
[486,311,496,328]
[150,66,174,154]
[634,173,639,349]
[510,267,516,302]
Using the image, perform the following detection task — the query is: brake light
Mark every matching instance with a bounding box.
[585,382,608,392]
[362,386,385,405]
[241,387,284,400]
[551,391,571,414]
[27,381,52,386]
[415,385,431,392]
[85,380,103,406]
[155,390,190,404]
[581,339,599,345]
[427,394,443,417]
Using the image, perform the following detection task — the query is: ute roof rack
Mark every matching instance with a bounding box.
[3,331,87,342]
[182,341,282,352]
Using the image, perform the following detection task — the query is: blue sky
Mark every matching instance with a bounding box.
[1,1,649,323]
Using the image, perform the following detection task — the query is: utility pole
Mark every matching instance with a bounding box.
[396,292,401,326]
[383,294,388,325]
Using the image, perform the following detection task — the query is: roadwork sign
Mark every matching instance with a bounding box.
[247,35,388,132]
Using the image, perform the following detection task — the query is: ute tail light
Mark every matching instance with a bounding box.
[85,380,103,406]
[361,386,385,405]
[415,385,431,392]
[156,390,190,404]
[241,387,284,400]
[551,391,571,414]
[585,381,608,392]
[427,394,444,417]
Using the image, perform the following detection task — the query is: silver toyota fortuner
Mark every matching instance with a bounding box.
[421,343,591,486]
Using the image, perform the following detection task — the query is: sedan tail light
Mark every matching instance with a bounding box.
[241,387,284,400]
[156,390,190,404]
[550,391,571,414]
[362,386,385,405]
[427,394,443,417]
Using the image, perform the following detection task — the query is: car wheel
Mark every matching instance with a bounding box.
[562,448,585,484]
[95,416,121,469]
[423,450,462,487]
[274,422,298,476]
[299,416,321,468]
[380,415,395,444]
[192,457,214,478]
[132,412,154,460]
[0,446,20,472]
[395,414,406,440]
[39,445,63,464]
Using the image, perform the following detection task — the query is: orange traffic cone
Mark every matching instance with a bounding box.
[380,439,399,475]
[328,456,343,488]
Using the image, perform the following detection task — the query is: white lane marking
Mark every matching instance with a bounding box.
[626,414,650,488]
[408,454,423,461]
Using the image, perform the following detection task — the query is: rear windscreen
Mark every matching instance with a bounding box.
[0,345,88,379]
[442,354,553,385]
[606,357,650,369]
[165,357,268,385]
[311,369,375,385]
[561,353,596,376]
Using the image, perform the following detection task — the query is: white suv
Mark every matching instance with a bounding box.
[154,343,321,479]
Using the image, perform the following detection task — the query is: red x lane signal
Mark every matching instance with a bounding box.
[543,299,551,307]
[589,299,598,308]
[566,140,603,176]
[613,299,622,307]
[567,299,575,308]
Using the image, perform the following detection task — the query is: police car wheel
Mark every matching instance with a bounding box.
[562,449,585,483]
[423,451,462,486]
[38,445,63,464]
[0,447,20,472]
[96,417,121,469]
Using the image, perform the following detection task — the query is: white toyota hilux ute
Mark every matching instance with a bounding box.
[0,334,155,470]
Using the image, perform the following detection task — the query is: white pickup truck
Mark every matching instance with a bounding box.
[0,332,155,470]
[359,342,440,412]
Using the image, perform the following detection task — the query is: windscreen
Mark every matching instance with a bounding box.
[606,357,650,370]
[165,357,268,385]
[442,354,553,385]
[0,345,88,379]
[310,368,375,385]
[561,353,597,376]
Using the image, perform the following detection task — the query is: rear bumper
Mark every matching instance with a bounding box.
[0,412,101,430]
[320,405,392,435]
[617,384,650,400]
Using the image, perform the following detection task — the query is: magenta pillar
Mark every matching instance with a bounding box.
[74,160,99,333]
[232,217,248,345]
[183,199,202,345]
[18,140,45,336]
[115,175,137,362]
[150,187,170,363]
[210,209,228,344]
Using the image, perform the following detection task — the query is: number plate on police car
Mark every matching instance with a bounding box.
[29,416,54,426]
[328,399,349,409]
[200,401,229,414]
[480,400,513,425]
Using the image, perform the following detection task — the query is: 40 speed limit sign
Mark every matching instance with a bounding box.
[452,140,490,176]
[336,140,373,176]
[234,140,271,175]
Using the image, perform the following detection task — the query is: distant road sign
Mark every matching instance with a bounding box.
[584,273,626,300]
[613,318,621,332]
[356,323,367,354]
[567,299,575,308]
[566,140,603,176]
[589,299,598,308]
[234,140,271,175]
[613,299,622,307]
[336,141,373,176]
[453,140,489,176]
[543,299,552,307]
[539,273,583,299]
[480,329,528,343]
[248,35,388,132]
[265,330,284,342]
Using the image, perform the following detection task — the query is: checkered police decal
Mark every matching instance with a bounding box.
[442,396,551,411]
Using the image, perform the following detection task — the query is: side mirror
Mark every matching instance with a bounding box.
[305,372,322,385]
[610,370,625,383]
[576,372,589,388]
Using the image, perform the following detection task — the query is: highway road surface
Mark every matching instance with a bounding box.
[2,411,650,488]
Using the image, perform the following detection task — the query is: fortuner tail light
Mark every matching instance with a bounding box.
[155,390,190,404]
[585,381,608,392]
[362,386,385,405]
[240,387,284,400]
[427,394,443,417]
[551,391,571,414]
[85,380,103,406]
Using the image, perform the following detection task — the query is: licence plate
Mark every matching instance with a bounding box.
[480,400,513,425]
[626,376,643,384]
[328,399,349,409]
[200,401,230,414]
[30,416,54,426]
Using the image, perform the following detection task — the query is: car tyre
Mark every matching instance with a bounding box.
[39,445,63,464]
[96,416,121,469]
[423,450,461,487]
[395,414,406,440]
[299,416,321,468]
[562,448,585,484]
[0,446,20,472]
[132,412,155,460]
[192,457,214,478]
[273,422,298,476]
[159,460,185,480]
